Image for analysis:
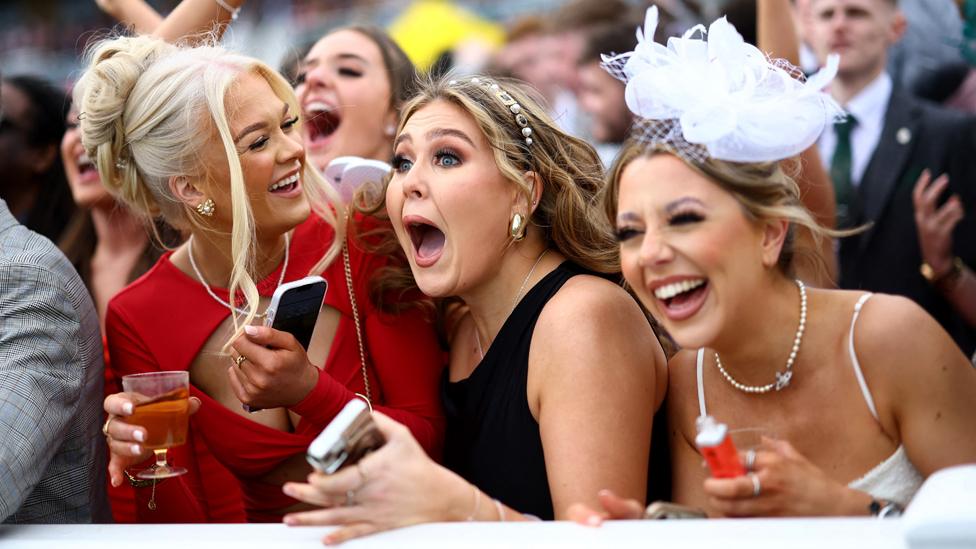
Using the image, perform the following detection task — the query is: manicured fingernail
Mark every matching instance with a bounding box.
[282,484,295,497]
[122,402,133,415]
[111,476,120,488]
[244,325,259,335]
[133,430,145,442]
[130,444,141,454]
[283,516,296,526]
[587,515,601,526]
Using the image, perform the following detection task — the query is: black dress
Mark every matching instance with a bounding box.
[442,261,673,519]
[442,262,586,519]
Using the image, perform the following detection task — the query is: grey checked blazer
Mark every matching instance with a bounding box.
[0,199,110,523]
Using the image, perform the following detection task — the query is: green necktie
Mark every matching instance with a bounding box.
[830,114,858,228]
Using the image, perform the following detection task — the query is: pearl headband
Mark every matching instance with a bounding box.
[449,77,535,147]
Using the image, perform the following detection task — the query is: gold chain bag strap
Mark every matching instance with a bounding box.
[342,239,373,409]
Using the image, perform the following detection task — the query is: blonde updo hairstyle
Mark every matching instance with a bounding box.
[76,34,345,343]
[604,141,843,277]
[373,74,619,274]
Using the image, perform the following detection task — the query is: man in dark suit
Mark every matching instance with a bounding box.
[808,0,976,355]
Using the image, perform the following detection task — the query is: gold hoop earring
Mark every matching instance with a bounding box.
[196,198,215,217]
[510,212,527,241]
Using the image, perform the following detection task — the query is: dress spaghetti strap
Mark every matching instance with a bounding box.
[696,348,707,419]
[847,294,879,422]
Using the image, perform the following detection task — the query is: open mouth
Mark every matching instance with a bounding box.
[269,172,301,194]
[653,278,709,321]
[304,102,340,146]
[406,218,446,267]
[77,154,99,180]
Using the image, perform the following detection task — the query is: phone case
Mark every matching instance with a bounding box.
[307,399,385,474]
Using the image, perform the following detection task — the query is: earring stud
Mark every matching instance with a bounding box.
[510,212,526,241]
[196,198,215,217]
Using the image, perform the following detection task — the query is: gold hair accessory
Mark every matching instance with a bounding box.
[510,212,526,241]
[449,77,534,146]
[195,198,215,217]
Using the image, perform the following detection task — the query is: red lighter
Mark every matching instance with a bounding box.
[695,416,746,478]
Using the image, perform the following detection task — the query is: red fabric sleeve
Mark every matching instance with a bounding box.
[105,305,245,523]
[363,307,446,460]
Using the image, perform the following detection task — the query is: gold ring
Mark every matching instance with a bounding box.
[102,416,115,437]
[234,354,247,367]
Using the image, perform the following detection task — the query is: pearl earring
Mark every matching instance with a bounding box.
[384,124,396,137]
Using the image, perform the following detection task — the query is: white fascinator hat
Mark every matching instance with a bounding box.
[602,6,844,164]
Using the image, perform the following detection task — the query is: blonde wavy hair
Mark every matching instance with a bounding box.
[362,74,618,277]
[604,141,849,277]
[75,34,345,347]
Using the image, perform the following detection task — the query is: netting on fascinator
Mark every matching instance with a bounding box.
[601,6,845,164]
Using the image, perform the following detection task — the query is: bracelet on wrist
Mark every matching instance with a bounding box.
[465,485,481,521]
[920,257,964,290]
[493,498,506,522]
[123,469,162,488]
[868,498,903,518]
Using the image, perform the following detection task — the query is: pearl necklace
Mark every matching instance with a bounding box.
[714,279,807,393]
[475,248,549,360]
[187,233,290,318]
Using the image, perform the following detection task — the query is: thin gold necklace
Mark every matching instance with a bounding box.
[475,248,549,360]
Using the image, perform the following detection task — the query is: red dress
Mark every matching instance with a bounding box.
[105,213,446,523]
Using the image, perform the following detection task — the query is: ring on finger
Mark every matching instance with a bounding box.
[749,472,761,498]
[234,354,247,368]
[102,416,115,437]
[346,489,356,507]
[744,449,756,472]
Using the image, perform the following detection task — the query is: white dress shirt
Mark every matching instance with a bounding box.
[818,72,893,187]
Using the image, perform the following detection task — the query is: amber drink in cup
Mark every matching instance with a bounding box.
[122,371,190,479]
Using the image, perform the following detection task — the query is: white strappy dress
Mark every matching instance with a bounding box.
[695,293,924,506]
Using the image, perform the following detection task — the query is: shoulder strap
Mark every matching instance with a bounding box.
[696,348,707,419]
[848,293,879,422]
[342,239,372,409]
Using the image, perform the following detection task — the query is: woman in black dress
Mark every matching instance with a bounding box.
[282,75,668,543]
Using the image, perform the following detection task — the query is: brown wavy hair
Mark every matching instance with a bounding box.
[357,74,631,340]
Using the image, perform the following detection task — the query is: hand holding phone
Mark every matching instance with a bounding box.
[235,276,326,413]
[307,399,385,474]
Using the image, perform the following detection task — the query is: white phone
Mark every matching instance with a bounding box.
[264,275,327,350]
[307,398,385,474]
